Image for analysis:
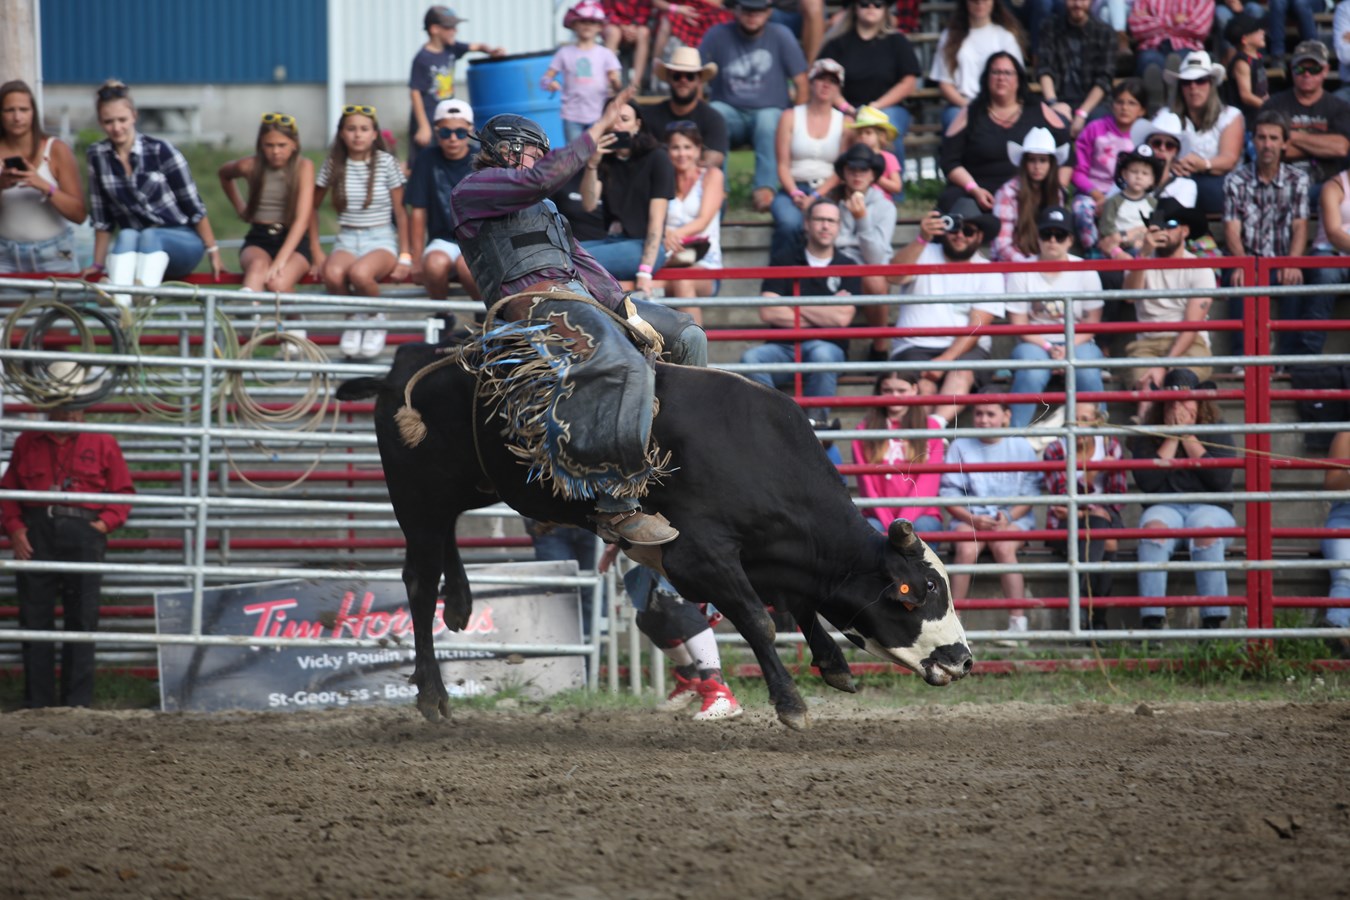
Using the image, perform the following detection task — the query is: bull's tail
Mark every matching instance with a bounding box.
[395,354,465,448]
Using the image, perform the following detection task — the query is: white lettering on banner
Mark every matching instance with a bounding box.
[296,654,344,670]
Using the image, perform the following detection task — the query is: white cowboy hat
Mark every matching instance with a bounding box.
[1129,110,1193,159]
[653,47,718,83]
[1007,126,1069,167]
[1164,50,1226,87]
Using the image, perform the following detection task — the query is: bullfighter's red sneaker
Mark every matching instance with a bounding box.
[692,678,743,722]
[658,672,702,711]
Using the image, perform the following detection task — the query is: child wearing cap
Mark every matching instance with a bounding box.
[848,106,903,199]
[1070,78,1146,251]
[408,6,504,156]
[1223,14,1268,135]
[1097,144,1162,259]
[543,3,623,144]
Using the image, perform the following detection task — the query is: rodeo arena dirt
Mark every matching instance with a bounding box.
[3,247,1350,899]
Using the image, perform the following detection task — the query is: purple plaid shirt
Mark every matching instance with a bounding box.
[86,134,206,232]
[450,132,624,310]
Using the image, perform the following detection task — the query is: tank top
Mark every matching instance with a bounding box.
[0,138,67,242]
[666,169,723,269]
[252,166,289,224]
[1314,171,1350,251]
[789,105,844,186]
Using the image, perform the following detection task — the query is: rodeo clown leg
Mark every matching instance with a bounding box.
[624,566,743,721]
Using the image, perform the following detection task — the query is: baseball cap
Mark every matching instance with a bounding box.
[1036,206,1071,234]
[424,5,464,28]
[433,98,474,125]
[1291,40,1330,68]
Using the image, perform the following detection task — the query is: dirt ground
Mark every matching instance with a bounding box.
[1,699,1347,899]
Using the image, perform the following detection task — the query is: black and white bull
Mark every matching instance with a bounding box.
[339,342,972,729]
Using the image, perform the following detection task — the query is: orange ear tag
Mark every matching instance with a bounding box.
[899,584,910,594]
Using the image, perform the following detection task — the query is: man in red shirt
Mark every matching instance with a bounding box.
[0,406,134,708]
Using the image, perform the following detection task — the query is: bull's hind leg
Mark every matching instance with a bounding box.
[665,545,810,730]
[403,528,452,721]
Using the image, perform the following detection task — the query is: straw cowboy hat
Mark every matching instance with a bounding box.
[1164,50,1226,87]
[848,105,898,141]
[653,47,718,83]
[1007,127,1069,166]
[1128,110,1193,160]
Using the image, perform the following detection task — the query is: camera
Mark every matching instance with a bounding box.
[939,213,964,234]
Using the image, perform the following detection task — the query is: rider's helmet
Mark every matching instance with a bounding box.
[475,114,551,168]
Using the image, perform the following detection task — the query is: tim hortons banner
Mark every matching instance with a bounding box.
[155,561,586,712]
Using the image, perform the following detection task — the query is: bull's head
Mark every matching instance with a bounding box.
[832,519,973,686]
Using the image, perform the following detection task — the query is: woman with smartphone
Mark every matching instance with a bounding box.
[83,80,222,307]
[0,80,86,274]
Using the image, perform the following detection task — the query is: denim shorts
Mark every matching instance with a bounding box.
[333,223,398,259]
[0,227,79,274]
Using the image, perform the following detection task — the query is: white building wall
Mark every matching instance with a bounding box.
[336,0,565,87]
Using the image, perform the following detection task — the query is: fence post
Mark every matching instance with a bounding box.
[1246,257,1274,635]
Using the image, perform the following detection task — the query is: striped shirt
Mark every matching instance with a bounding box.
[86,134,207,232]
[1127,0,1214,52]
[449,132,624,310]
[316,151,406,229]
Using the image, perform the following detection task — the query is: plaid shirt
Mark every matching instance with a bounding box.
[601,0,653,25]
[1222,162,1310,257]
[1041,436,1128,532]
[86,134,206,232]
[1036,15,1117,107]
[1127,0,1213,51]
[893,0,920,33]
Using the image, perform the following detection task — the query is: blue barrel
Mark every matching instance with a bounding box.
[467,50,565,149]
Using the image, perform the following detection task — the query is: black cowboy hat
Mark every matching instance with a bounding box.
[1147,197,1209,237]
[834,143,884,178]
[1115,143,1166,189]
[938,195,1000,243]
[1162,367,1217,392]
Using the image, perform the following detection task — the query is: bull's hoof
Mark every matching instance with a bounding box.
[415,691,451,722]
[820,668,858,693]
[777,708,811,731]
[442,603,471,632]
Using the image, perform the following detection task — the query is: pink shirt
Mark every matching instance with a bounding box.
[547,43,622,124]
[1072,117,1135,195]
[852,416,945,529]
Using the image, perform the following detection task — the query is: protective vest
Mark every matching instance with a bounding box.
[458,198,576,303]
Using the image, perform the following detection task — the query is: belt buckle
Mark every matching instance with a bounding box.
[265,223,284,236]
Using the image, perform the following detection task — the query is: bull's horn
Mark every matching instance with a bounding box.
[887,518,918,549]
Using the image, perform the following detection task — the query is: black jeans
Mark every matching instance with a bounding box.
[1049,509,1120,627]
[17,512,108,708]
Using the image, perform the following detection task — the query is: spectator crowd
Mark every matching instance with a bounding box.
[4,0,1350,660]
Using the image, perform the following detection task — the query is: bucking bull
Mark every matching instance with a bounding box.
[339,338,973,730]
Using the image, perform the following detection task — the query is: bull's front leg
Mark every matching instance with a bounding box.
[403,529,451,721]
[667,551,810,730]
[796,610,856,693]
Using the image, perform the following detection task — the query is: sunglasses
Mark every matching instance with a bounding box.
[957,224,983,238]
[1148,137,1181,151]
[1040,229,1072,242]
[437,126,471,140]
[668,71,701,82]
[1150,218,1182,229]
[856,0,887,6]
[342,104,377,117]
[97,84,128,101]
[1181,76,1212,87]
[1294,63,1325,76]
[261,112,296,127]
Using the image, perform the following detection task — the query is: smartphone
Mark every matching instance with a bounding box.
[2,156,27,171]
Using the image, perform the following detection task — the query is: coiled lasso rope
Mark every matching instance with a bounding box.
[0,283,128,408]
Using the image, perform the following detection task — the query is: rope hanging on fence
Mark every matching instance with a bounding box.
[121,283,241,422]
[220,310,338,493]
[0,285,128,408]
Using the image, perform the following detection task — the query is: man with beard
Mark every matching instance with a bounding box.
[1122,197,1216,422]
[643,47,729,168]
[885,196,1006,402]
[699,0,807,212]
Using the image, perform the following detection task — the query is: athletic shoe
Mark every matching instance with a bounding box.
[360,313,388,358]
[339,327,363,358]
[657,672,701,711]
[692,679,742,722]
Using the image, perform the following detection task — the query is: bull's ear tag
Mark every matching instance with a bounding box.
[899,584,910,594]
